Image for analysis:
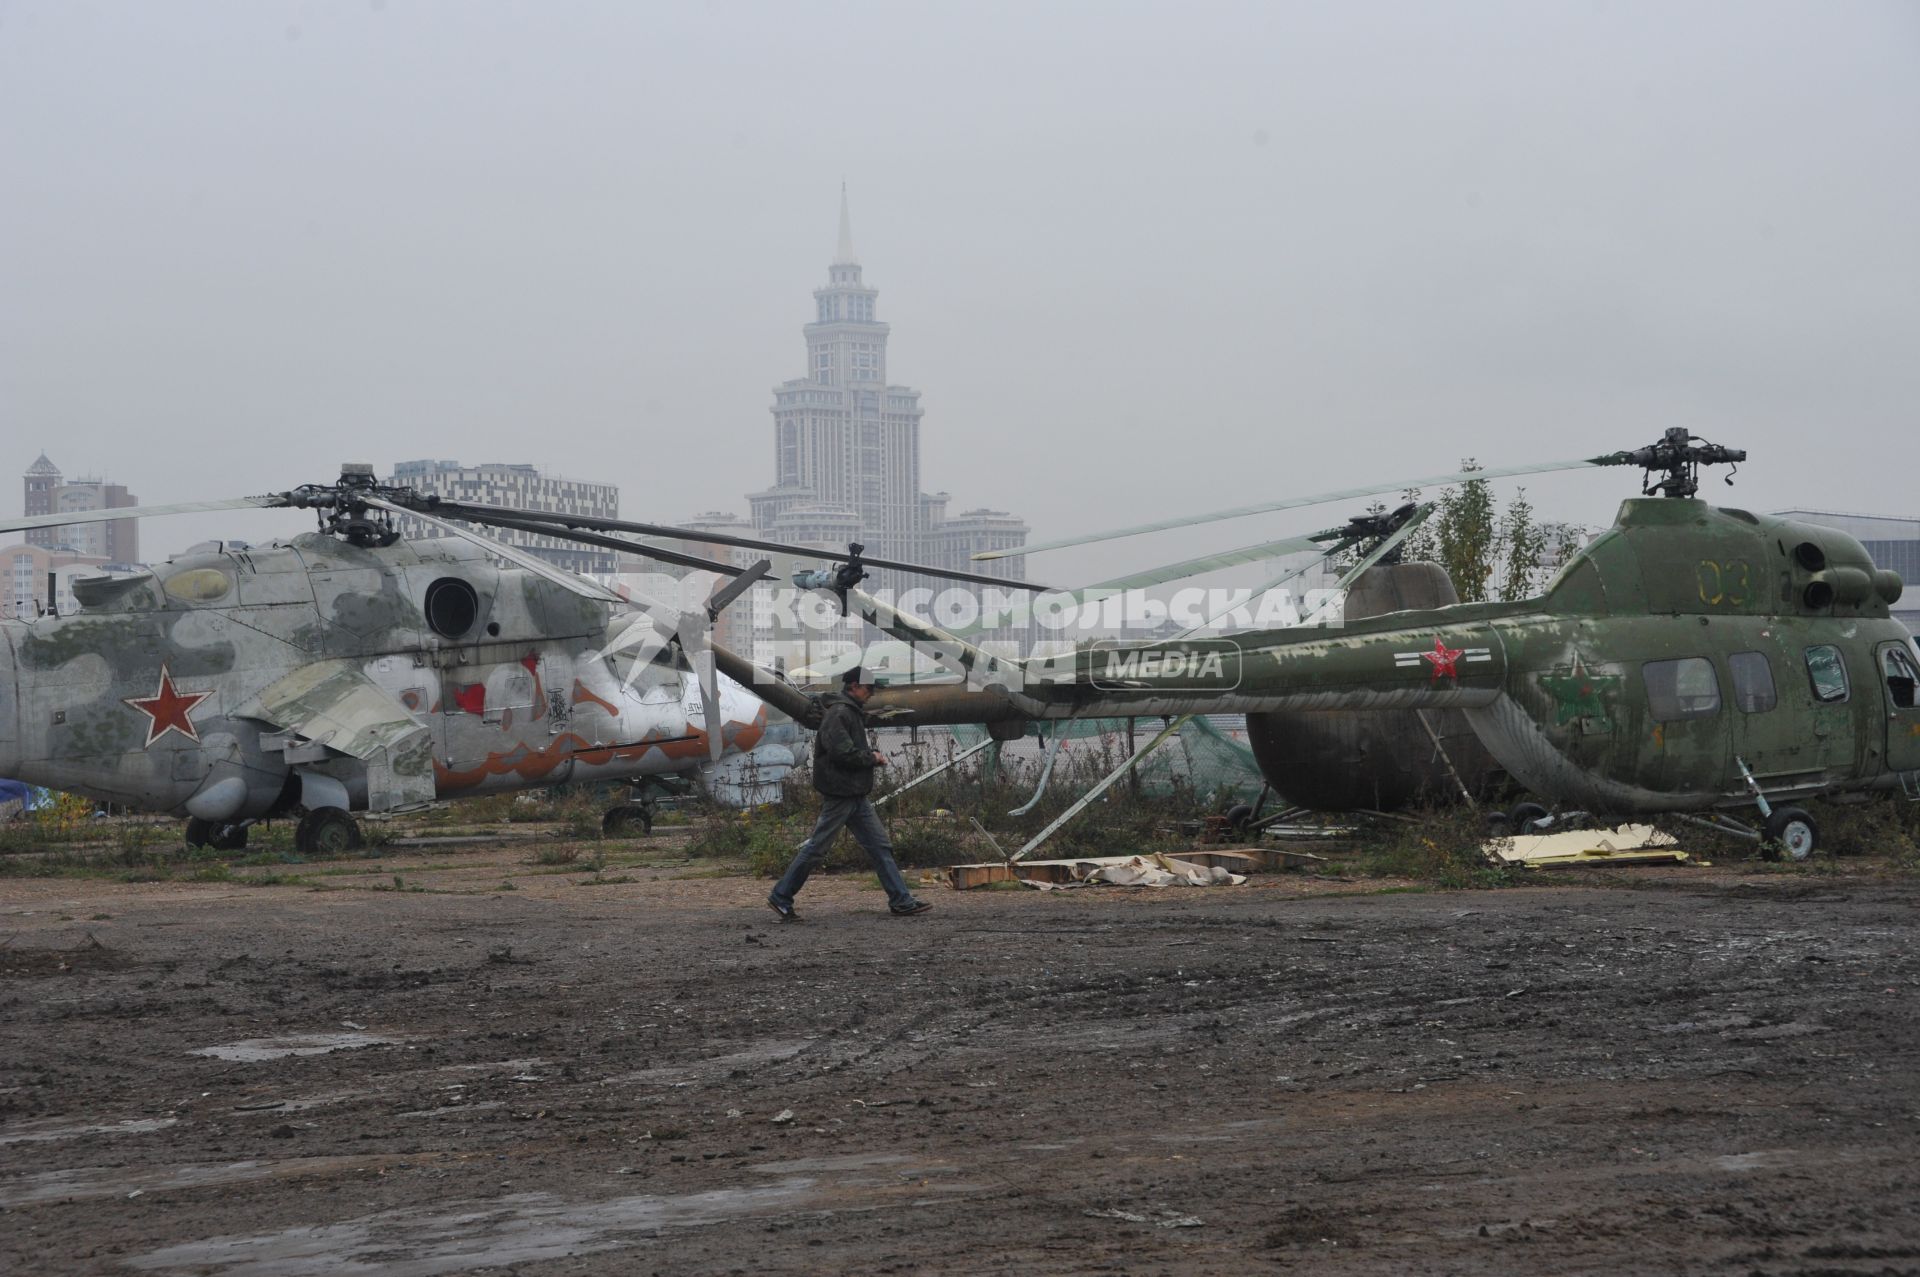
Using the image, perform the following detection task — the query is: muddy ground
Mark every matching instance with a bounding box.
[2,835,1917,1276]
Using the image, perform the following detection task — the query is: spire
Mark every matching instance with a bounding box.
[26,453,59,476]
[834,182,857,265]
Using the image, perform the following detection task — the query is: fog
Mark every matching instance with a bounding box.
[4,0,1915,584]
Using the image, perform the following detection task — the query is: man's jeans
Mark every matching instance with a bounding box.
[770,795,917,911]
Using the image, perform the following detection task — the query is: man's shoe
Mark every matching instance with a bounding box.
[767,896,799,923]
[890,900,933,917]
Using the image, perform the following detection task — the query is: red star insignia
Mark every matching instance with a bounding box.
[1421,637,1464,683]
[123,664,213,747]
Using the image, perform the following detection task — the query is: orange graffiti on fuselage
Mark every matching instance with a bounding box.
[434,706,767,793]
[571,679,620,717]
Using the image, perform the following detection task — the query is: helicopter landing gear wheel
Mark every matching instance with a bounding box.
[602,804,654,838]
[1507,802,1550,834]
[1762,806,1819,861]
[185,818,213,850]
[296,808,363,856]
[1223,803,1255,837]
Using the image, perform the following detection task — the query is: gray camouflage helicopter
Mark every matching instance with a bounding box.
[0,465,1025,854]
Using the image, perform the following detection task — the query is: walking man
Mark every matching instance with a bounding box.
[767,667,932,921]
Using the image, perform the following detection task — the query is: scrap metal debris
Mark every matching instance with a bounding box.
[1490,825,1693,869]
[1060,854,1247,889]
[945,850,1258,890]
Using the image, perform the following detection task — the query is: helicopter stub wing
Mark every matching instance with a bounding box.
[233,660,436,813]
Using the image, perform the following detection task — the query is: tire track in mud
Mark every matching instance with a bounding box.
[3,874,1918,1274]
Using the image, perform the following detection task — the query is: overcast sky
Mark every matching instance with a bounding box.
[3,0,1915,583]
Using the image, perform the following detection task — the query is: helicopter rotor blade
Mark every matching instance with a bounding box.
[674,613,725,763]
[830,549,1057,593]
[1081,529,1338,594]
[706,560,771,621]
[420,501,1059,592]
[0,495,287,537]
[973,455,1615,561]
[440,510,754,578]
[686,562,773,762]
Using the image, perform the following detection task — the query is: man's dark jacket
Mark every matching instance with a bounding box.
[811,691,877,798]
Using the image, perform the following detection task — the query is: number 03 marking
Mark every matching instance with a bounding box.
[1697,559,1752,606]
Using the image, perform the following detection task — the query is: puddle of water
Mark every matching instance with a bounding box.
[0,1156,402,1208]
[1712,1150,1791,1172]
[0,1116,177,1146]
[190,1033,403,1062]
[444,1057,547,1073]
[1730,1022,1830,1041]
[608,1039,812,1086]
[396,1101,505,1120]
[126,1158,988,1275]
[747,1152,937,1175]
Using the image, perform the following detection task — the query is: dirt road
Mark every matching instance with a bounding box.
[3,848,1917,1274]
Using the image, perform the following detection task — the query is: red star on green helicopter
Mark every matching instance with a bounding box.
[1421,637,1464,683]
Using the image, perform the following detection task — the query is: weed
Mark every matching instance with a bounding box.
[667,866,743,880]
[1356,806,1512,888]
[239,871,310,888]
[1815,795,1920,867]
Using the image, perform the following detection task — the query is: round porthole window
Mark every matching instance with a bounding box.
[424,577,481,639]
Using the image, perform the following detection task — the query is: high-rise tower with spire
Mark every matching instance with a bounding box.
[747,189,1027,585]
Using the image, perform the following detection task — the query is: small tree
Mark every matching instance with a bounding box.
[1434,461,1497,602]
[1398,486,1437,565]
[1497,486,1548,601]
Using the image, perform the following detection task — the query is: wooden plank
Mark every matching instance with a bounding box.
[945,863,1015,891]
[1162,850,1261,874]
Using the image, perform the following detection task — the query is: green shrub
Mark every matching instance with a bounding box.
[887,817,980,867]
[1813,795,1920,867]
[687,817,755,859]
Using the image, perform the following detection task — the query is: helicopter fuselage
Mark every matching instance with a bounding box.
[859,499,1920,817]
[0,533,776,821]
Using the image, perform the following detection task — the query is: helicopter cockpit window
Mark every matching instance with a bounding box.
[1884,646,1920,710]
[1643,657,1721,722]
[1804,645,1849,704]
[1728,651,1777,713]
